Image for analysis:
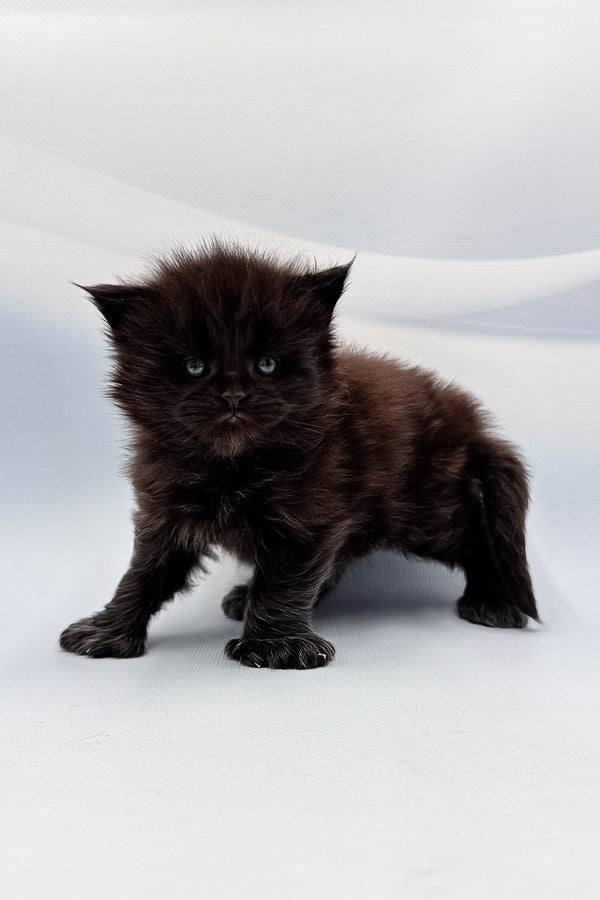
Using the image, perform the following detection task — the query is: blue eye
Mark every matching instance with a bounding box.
[256,356,278,376]
[185,358,207,377]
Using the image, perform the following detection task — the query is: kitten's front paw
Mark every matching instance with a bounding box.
[224,634,335,669]
[457,594,528,628]
[59,617,146,658]
[221,584,248,621]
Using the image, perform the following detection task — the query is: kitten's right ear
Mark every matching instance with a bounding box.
[73,283,151,331]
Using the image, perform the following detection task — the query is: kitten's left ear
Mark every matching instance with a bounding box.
[292,259,354,319]
[73,282,151,331]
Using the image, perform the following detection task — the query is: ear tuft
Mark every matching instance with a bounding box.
[73,283,150,330]
[294,259,354,318]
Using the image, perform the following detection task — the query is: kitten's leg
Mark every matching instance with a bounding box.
[223,573,336,621]
[221,584,248,621]
[224,535,339,669]
[60,528,200,658]
[310,572,342,608]
[457,439,539,628]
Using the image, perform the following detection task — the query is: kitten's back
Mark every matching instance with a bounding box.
[334,345,488,452]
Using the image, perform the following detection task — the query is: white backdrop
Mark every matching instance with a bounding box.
[2,3,599,898]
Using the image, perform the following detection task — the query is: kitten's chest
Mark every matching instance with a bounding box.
[174,460,267,556]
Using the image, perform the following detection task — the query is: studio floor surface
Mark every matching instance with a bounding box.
[2,318,599,899]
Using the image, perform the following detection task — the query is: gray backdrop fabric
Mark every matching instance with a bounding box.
[2,3,599,898]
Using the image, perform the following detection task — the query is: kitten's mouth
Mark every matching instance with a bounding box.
[218,411,248,425]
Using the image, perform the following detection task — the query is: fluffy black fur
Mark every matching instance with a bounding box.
[60,242,538,669]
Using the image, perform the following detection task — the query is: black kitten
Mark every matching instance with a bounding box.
[60,242,538,669]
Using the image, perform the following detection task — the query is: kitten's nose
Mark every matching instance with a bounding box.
[221,389,248,412]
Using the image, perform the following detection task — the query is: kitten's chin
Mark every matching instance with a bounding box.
[208,410,290,457]
[209,426,254,458]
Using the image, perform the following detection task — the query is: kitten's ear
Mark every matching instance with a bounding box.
[73,283,151,331]
[292,260,354,319]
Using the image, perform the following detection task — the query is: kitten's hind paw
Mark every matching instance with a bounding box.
[221,584,248,621]
[457,594,529,628]
[224,633,335,669]
[59,616,146,658]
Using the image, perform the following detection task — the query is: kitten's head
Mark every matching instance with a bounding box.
[79,242,352,458]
